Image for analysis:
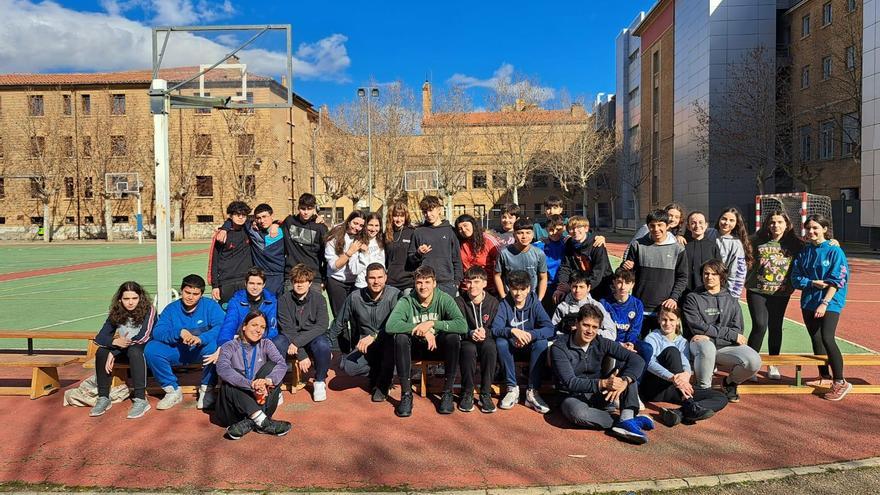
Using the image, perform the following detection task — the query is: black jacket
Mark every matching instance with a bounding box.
[556,234,613,298]
[550,333,645,395]
[385,226,415,290]
[684,236,722,291]
[210,226,252,287]
[282,214,329,281]
[331,286,401,339]
[407,221,462,285]
[455,292,500,339]
[278,287,330,359]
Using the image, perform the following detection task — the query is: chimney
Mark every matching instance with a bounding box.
[515,98,526,112]
[422,80,432,117]
[570,103,586,117]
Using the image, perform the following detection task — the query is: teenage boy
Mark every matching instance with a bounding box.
[214,203,285,295]
[278,264,332,402]
[331,263,400,402]
[551,272,616,338]
[210,201,253,304]
[556,216,613,301]
[491,270,555,413]
[537,214,566,311]
[281,193,328,287]
[533,196,567,241]
[624,209,688,333]
[683,211,722,292]
[386,266,468,417]
[495,203,521,247]
[550,304,652,445]
[216,267,281,351]
[494,218,548,301]
[408,196,463,297]
[601,268,645,350]
[145,274,225,410]
[455,266,500,413]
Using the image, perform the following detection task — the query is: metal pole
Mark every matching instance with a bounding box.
[136,192,143,244]
[366,96,373,212]
[152,79,172,311]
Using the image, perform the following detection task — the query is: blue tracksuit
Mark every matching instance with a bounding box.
[144,297,226,388]
[791,241,848,313]
[536,237,565,284]
[217,289,279,345]
[491,292,555,388]
[601,295,644,344]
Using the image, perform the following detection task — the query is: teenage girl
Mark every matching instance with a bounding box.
[715,207,753,299]
[455,213,500,294]
[324,210,367,316]
[351,212,386,288]
[384,200,415,292]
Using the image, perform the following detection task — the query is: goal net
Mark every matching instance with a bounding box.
[755,192,833,237]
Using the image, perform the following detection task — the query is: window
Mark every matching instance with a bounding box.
[30,177,44,198]
[532,174,549,188]
[819,121,835,159]
[472,170,487,189]
[84,177,94,198]
[111,94,126,115]
[112,216,129,224]
[81,94,91,115]
[453,205,467,217]
[64,177,75,198]
[65,216,75,224]
[0,217,5,225]
[801,66,810,88]
[0,178,4,198]
[30,136,45,158]
[799,125,812,162]
[110,135,126,157]
[196,175,214,197]
[801,14,811,37]
[822,2,832,25]
[30,216,44,225]
[84,215,94,223]
[28,95,44,116]
[822,56,832,80]
[846,45,856,71]
[82,136,92,158]
[492,171,507,188]
[62,95,72,116]
[843,112,859,156]
[455,173,467,190]
[195,134,212,156]
[848,0,857,12]
[63,136,74,158]
[194,92,211,114]
[237,134,255,155]
[236,92,255,114]
[238,174,256,196]
[474,204,486,218]
[0,137,4,158]
[197,215,215,223]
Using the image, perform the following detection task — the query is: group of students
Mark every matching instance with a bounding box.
[88,193,850,445]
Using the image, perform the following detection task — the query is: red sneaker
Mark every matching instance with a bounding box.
[823,381,852,401]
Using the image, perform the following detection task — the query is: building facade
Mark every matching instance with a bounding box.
[861,0,880,241]
[615,11,647,228]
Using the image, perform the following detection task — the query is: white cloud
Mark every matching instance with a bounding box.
[447,63,556,103]
[0,0,350,82]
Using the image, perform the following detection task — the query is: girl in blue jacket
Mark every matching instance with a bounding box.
[90,281,156,419]
[791,214,850,401]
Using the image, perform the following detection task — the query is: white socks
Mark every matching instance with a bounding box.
[250,410,267,426]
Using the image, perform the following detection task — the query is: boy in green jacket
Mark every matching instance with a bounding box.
[386,265,468,417]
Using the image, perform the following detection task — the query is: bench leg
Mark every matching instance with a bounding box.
[30,366,61,399]
[795,365,802,387]
[420,364,428,398]
[111,367,128,389]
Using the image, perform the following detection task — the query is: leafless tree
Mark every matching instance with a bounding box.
[371,81,420,210]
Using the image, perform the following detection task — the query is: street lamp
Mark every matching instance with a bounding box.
[358,86,379,211]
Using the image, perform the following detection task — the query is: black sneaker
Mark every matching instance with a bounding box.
[395,392,413,417]
[371,387,388,403]
[225,418,255,440]
[438,391,455,414]
[458,393,474,412]
[723,379,740,403]
[658,407,683,427]
[478,393,497,413]
[682,402,716,424]
[256,418,292,436]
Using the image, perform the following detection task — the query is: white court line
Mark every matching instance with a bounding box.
[8,286,92,298]
[27,312,105,331]
[779,312,877,354]
[0,278,75,293]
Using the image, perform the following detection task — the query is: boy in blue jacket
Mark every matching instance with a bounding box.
[491,270,555,414]
[601,268,645,346]
[217,268,281,352]
[145,274,226,411]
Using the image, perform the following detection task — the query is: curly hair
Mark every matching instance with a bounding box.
[454,214,486,253]
[108,281,153,327]
[716,207,754,269]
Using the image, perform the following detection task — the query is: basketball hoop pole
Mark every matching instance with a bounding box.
[151,79,173,311]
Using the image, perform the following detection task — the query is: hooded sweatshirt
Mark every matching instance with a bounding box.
[625,233,688,314]
[217,289,279,345]
[277,287,330,359]
[94,307,157,350]
[407,221,463,286]
[601,295,644,344]
[455,291,501,339]
[642,329,692,380]
[717,234,747,298]
[491,292,555,341]
[385,225,415,290]
[791,240,848,313]
[331,286,401,339]
[282,214,329,282]
[684,235,722,292]
[385,288,468,335]
[151,297,225,346]
[210,226,252,289]
[682,287,744,347]
[216,337,287,390]
[556,234,613,297]
[551,292,616,340]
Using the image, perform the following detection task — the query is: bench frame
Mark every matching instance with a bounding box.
[738,353,880,395]
[0,355,80,399]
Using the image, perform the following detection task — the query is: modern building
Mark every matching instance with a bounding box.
[861,0,880,244]
[615,11,646,228]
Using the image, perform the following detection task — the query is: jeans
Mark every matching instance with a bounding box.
[496,336,549,389]
[394,332,461,393]
[690,339,762,388]
[560,382,640,429]
[460,337,498,395]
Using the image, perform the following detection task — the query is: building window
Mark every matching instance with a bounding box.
[801,66,810,88]
[30,177,44,198]
[30,216,44,225]
[81,94,91,115]
[848,0,857,13]
[112,216,130,224]
[237,134,255,156]
[843,113,859,156]
[65,216,75,224]
[236,92,255,114]
[0,137,4,158]
[84,177,94,198]
[197,215,215,223]
[195,134,212,156]
[822,2,832,25]
[28,95,44,116]
[492,171,507,189]
[472,170,487,189]
[64,177,75,198]
[63,136,74,158]
[822,56,832,80]
[474,204,486,218]
[82,136,92,158]
[801,14,811,37]
[111,94,126,115]
[0,178,5,198]
[238,175,256,196]
[0,217,5,225]
[196,175,214,197]
[532,174,549,188]
[30,136,45,158]
[799,125,813,162]
[846,45,856,71]
[110,135,126,157]
[194,92,211,114]
[453,205,467,217]
[62,95,72,116]
[819,121,834,159]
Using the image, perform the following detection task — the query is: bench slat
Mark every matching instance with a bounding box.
[0,331,95,340]
[0,355,79,367]
[761,354,880,366]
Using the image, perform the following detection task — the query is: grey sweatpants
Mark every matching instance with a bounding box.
[690,339,762,388]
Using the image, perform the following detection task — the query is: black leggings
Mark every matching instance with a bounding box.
[326,277,355,318]
[639,347,728,413]
[215,361,281,427]
[746,291,791,355]
[802,310,844,380]
[95,344,147,400]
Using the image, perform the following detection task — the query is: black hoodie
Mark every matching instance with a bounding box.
[282,214,329,282]
[385,225,415,290]
[407,220,462,285]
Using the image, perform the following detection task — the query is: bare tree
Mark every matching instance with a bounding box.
[215,109,282,204]
[318,101,369,214]
[371,81,420,210]
[546,114,615,217]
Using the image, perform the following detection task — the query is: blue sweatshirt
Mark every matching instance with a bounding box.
[791,241,848,313]
[536,237,565,284]
[217,289,279,345]
[491,292,555,341]
[601,295,644,344]
[152,298,226,346]
[642,329,692,380]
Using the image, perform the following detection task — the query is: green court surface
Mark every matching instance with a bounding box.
[0,246,870,355]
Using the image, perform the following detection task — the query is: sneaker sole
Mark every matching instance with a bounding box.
[825,384,853,401]
[458,404,474,412]
[658,407,682,427]
[127,404,151,419]
[89,404,112,417]
[480,407,497,414]
[225,433,244,440]
[156,396,182,410]
[682,410,716,424]
[525,401,550,414]
[395,410,412,418]
[610,427,648,445]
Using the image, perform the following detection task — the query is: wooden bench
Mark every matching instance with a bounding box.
[107,359,304,395]
[0,331,97,362]
[738,353,880,394]
[0,354,80,399]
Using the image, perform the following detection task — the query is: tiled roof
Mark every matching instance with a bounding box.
[422,109,588,128]
[0,66,272,87]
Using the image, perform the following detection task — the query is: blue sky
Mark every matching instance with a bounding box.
[0,0,657,110]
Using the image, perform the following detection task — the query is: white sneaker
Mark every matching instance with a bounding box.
[313,381,327,402]
[768,365,781,380]
[525,388,550,414]
[157,386,183,410]
[278,393,285,405]
[499,385,519,410]
[197,385,216,410]
[638,398,646,411]
[748,374,759,383]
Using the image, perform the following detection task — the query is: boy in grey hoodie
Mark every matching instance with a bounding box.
[551,272,616,339]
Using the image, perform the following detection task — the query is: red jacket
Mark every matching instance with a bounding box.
[459,233,500,290]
